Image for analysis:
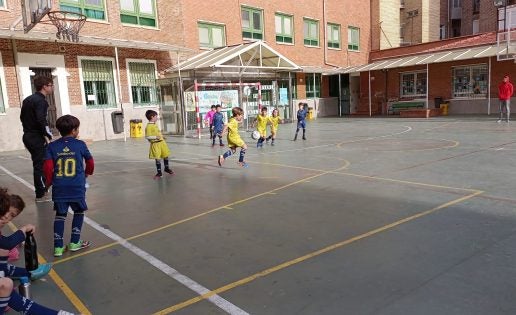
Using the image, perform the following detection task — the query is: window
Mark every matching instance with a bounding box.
[80,59,117,108]
[303,19,319,46]
[198,23,225,48]
[306,73,321,98]
[348,26,360,51]
[0,0,5,9]
[275,14,293,44]
[452,0,461,8]
[498,6,516,31]
[128,62,157,106]
[327,23,340,49]
[120,0,156,27]
[241,7,263,40]
[473,0,480,13]
[452,64,488,98]
[472,19,479,34]
[400,72,427,98]
[60,0,105,20]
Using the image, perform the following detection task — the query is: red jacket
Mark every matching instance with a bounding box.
[498,80,514,100]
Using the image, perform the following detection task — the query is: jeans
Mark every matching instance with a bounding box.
[499,100,511,122]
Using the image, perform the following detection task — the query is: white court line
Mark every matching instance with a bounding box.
[0,164,249,315]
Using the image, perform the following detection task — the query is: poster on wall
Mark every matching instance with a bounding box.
[198,90,239,113]
[279,88,288,105]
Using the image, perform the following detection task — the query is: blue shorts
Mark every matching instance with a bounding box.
[54,200,88,215]
[297,120,306,129]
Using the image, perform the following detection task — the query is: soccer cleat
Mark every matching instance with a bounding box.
[68,240,91,252]
[497,119,502,123]
[218,155,224,167]
[271,142,275,146]
[54,247,65,257]
[164,168,174,175]
[238,162,249,168]
[220,143,224,147]
[154,172,163,179]
[30,263,52,281]
[302,136,306,140]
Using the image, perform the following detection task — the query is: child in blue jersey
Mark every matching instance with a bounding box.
[212,105,225,147]
[293,102,308,141]
[0,188,76,315]
[44,115,94,257]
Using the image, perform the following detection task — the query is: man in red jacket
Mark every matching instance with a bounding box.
[498,74,514,123]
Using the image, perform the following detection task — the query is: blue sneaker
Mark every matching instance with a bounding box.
[30,263,52,281]
[238,162,249,168]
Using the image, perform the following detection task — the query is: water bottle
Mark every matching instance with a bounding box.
[18,277,31,299]
[24,232,39,272]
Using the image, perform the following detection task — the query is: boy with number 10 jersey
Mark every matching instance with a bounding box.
[44,115,94,257]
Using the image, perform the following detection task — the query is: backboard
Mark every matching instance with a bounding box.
[22,0,53,33]
[497,30,516,61]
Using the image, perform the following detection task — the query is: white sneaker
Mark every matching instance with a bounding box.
[35,194,51,203]
[497,119,502,123]
[57,311,76,315]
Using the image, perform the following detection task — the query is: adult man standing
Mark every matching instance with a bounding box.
[20,75,54,201]
[498,74,514,123]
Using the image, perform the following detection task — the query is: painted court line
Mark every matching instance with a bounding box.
[155,190,483,314]
[0,163,249,315]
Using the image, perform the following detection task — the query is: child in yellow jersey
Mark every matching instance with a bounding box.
[218,107,248,168]
[253,106,269,148]
[266,108,284,146]
[145,110,174,179]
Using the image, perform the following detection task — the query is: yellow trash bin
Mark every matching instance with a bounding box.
[130,119,144,138]
[440,103,449,116]
[307,107,314,120]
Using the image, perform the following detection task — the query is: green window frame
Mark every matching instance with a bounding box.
[59,0,106,20]
[304,19,319,47]
[120,0,156,27]
[306,73,321,98]
[275,13,293,44]
[0,0,5,9]
[128,62,158,106]
[348,26,360,51]
[81,59,117,109]
[327,23,340,49]
[198,23,226,48]
[241,6,263,40]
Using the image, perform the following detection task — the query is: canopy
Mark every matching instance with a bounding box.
[165,41,300,73]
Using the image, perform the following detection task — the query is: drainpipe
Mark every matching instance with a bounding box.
[368,70,372,117]
[488,56,491,115]
[447,0,450,38]
[322,0,340,68]
[114,46,126,142]
[11,39,24,105]
[426,63,429,109]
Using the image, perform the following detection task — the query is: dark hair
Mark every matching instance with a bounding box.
[145,110,158,121]
[9,194,25,213]
[215,104,221,109]
[211,105,216,109]
[0,188,10,217]
[232,107,243,117]
[34,75,53,92]
[56,115,80,136]
[261,106,267,112]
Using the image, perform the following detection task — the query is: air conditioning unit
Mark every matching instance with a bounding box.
[407,9,419,18]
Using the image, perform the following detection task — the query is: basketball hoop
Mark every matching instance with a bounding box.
[47,11,86,43]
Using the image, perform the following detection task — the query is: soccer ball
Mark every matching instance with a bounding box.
[251,130,260,140]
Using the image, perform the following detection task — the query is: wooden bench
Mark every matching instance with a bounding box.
[388,101,425,115]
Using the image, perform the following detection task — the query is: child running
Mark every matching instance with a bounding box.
[44,115,94,257]
[253,106,269,148]
[293,102,308,141]
[204,105,216,140]
[218,107,248,168]
[266,108,284,146]
[212,105,225,147]
[145,110,174,179]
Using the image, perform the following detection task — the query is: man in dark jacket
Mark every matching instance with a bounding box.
[498,74,514,123]
[20,75,54,201]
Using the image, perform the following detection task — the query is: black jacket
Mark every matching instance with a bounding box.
[20,92,52,140]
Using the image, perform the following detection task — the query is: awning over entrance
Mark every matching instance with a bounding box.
[336,44,501,74]
[165,41,300,73]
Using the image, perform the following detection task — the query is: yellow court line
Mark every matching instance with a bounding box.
[52,242,121,265]
[7,223,91,314]
[154,190,484,314]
